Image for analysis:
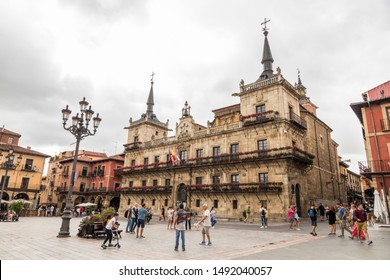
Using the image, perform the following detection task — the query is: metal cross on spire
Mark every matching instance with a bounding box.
[261,18,270,32]
[151,72,155,82]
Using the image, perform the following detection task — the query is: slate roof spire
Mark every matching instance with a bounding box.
[146,72,155,118]
[258,18,274,81]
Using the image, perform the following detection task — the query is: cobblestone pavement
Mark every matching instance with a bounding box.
[0,216,389,260]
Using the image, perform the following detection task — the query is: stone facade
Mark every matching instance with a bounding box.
[116,29,346,221]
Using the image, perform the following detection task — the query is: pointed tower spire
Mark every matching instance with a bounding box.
[296,69,307,95]
[258,18,274,81]
[146,72,155,118]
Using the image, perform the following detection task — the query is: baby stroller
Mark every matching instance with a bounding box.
[112,222,121,248]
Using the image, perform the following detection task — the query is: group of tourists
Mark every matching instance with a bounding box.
[287,202,373,245]
[37,205,55,216]
[100,202,215,252]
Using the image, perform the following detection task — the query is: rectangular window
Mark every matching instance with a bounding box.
[213,146,221,156]
[21,177,29,189]
[82,167,88,177]
[259,173,269,185]
[231,174,239,183]
[154,155,160,163]
[165,179,171,187]
[153,179,158,186]
[141,198,144,205]
[131,159,136,167]
[164,199,168,207]
[212,175,220,184]
[80,182,85,192]
[213,200,218,208]
[92,182,95,190]
[115,182,121,190]
[195,177,202,185]
[196,149,203,158]
[99,182,103,189]
[24,159,33,170]
[258,139,268,157]
[256,104,266,114]
[93,167,98,176]
[1,176,10,187]
[142,180,147,187]
[127,198,131,205]
[233,200,238,209]
[134,136,139,142]
[230,143,239,160]
[179,150,187,161]
[152,199,156,206]
[129,181,133,187]
[143,157,149,165]
[196,199,201,207]
[7,137,13,144]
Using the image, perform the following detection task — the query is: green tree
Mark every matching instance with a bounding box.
[9,201,24,215]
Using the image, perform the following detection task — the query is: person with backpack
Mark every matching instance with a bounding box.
[174,203,186,251]
[125,205,132,233]
[308,204,318,236]
[260,205,268,228]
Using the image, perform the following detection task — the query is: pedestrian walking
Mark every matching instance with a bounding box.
[167,207,174,230]
[196,203,212,246]
[260,205,268,228]
[244,206,251,223]
[287,205,295,230]
[328,206,336,235]
[159,206,165,222]
[336,202,352,238]
[353,203,373,245]
[210,207,217,228]
[308,204,318,236]
[136,203,147,238]
[125,205,132,233]
[129,203,138,233]
[174,204,186,251]
[349,204,365,240]
[294,206,300,230]
[318,203,325,221]
[101,213,119,249]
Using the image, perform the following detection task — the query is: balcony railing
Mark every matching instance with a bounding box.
[359,160,390,174]
[124,141,142,150]
[120,185,172,194]
[241,110,279,126]
[289,112,307,130]
[184,182,283,193]
[115,146,314,175]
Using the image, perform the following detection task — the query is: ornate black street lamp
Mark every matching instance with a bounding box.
[0,149,22,204]
[57,97,101,238]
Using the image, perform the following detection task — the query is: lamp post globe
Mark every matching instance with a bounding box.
[57,97,101,238]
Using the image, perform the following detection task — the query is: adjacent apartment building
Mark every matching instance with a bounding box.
[0,127,49,209]
[41,150,124,212]
[115,26,346,220]
[351,80,390,209]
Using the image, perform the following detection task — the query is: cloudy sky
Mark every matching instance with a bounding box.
[1,0,389,174]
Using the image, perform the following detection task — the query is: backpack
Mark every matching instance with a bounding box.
[124,209,129,218]
[309,209,315,218]
[261,209,266,216]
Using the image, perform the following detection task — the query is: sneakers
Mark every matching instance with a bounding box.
[367,240,373,245]
[348,236,354,240]
[296,228,300,230]
[260,226,264,228]
[174,248,178,251]
[265,226,268,228]
[182,248,186,251]
[310,232,317,236]
[199,241,206,245]
[101,244,107,249]
[207,242,212,246]
[108,243,114,247]
[338,235,344,238]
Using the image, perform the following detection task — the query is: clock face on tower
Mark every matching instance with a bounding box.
[178,122,190,138]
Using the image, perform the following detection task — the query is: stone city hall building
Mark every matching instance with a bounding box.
[115,26,346,220]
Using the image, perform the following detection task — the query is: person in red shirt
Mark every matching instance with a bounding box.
[353,203,373,245]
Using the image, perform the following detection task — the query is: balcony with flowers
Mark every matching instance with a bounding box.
[184,182,283,193]
[119,185,173,194]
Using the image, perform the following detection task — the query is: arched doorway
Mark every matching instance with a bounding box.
[1,192,10,200]
[14,193,29,200]
[176,183,187,206]
[295,184,302,216]
[110,197,120,211]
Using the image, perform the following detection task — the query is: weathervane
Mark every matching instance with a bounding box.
[261,18,270,32]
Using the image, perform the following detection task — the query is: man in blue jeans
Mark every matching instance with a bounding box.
[174,204,186,251]
[136,203,147,238]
